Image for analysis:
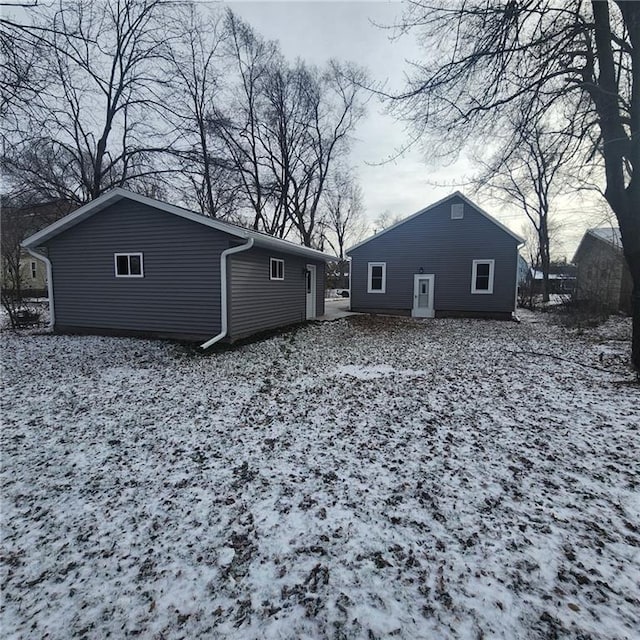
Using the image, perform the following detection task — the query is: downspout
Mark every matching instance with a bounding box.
[200,238,254,349]
[24,247,55,329]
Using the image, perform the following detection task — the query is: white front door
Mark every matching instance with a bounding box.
[306,264,317,319]
[412,274,435,318]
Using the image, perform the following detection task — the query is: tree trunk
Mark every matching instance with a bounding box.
[591,0,639,372]
[537,210,548,303]
[539,227,550,304]
[621,224,640,372]
[633,287,640,374]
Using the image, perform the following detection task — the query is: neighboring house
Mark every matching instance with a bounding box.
[517,254,529,288]
[1,198,75,296]
[573,227,632,313]
[529,265,577,295]
[0,250,47,295]
[347,192,523,319]
[22,188,334,345]
[21,253,48,294]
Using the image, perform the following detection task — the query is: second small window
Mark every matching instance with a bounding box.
[270,258,284,280]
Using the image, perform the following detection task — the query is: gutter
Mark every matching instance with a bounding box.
[200,238,254,349]
[24,247,55,329]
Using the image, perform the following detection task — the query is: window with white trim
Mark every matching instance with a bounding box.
[367,262,386,293]
[114,253,144,278]
[471,259,495,294]
[30,261,37,279]
[270,257,284,280]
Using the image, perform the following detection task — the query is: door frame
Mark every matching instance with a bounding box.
[412,273,435,318]
[306,264,317,319]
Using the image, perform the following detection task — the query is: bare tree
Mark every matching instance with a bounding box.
[0,1,73,125]
[210,10,281,233]
[212,11,367,246]
[159,4,239,219]
[319,169,366,288]
[283,60,368,248]
[321,169,366,259]
[373,209,403,233]
[3,0,171,203]
[252,58,309,238]
[1,15,42,123]
[478,112,578,302]
[392,1,640,371]
[1,194,74,327]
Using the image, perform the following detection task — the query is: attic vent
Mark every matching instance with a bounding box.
[451,204,464,220]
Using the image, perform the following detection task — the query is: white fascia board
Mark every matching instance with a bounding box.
[455,192,525,245]
[249,232,337,261]
[346,191,524,254]
[21,187,337,261]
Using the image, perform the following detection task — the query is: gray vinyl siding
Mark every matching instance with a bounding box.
[227,248,325,341]
[348,195,519,314]
[46,201,229,341]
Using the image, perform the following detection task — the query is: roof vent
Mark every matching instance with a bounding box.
[451,204,464,220]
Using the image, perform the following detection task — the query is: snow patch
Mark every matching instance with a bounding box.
[1,314,638,639]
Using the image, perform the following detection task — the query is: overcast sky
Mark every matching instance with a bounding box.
[225,0,614,259]
[226,3,476,219]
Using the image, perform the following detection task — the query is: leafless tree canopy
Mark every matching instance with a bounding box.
[3,0,171,203]
[159,5,239,221]
[2,1,368,246]
[210,11,368,246]
[475,105,580,302]
[321,168,366,260]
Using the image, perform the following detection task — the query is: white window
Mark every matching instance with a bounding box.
[30,261,37,279]
[270,258,284,280]
[367,262,386,293]
[114,253,144,278]
[472,259,495,294]
[451,204,464,219]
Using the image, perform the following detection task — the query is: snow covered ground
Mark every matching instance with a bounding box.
[1,313,639,639]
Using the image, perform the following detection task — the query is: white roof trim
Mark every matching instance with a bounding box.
[347,191,524,253]
[21,187,336,261]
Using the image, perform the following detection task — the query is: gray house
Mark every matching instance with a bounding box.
[22,188,333,345]
[347,192,523,319]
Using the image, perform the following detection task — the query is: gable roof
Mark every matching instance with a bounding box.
[589,226,622,247]
[573,227,623,263]
[346,191,524,253]
[21,188,336,262]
